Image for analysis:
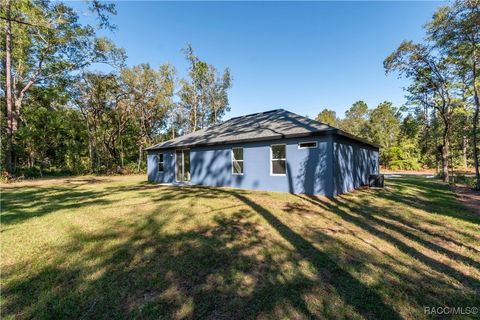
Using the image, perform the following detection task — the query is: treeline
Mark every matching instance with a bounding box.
[2,0,479,188]
[1,1,231,177]
[316,101,424,171]
[318,0,480,188]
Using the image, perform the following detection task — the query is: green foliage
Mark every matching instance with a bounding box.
[364,101,401,149]
[315,109,338,126]
[1,0,233,176]
[4,0,477,179]
[337,101,369,138]
[178,44,232,133]
[385,143,422,170]
[15,85,88,175]
[454,174,477,189]
[2,0,125,92]
[327,100,413,169]
[383,0,480,182]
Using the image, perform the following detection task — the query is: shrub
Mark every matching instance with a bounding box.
[389,159,421,171]
[454,174,477,189]
[17,166,43,178]
[384,143,421,170]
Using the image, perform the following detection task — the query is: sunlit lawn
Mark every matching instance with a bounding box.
[1,175,479,319]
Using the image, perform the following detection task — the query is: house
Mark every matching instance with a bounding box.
[146,109,379,196]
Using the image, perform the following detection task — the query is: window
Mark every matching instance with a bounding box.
[158,153,164,172]
[271,144,286,175]
[175,149,190,181]
[298,141,317,149]
[232,147,244,175]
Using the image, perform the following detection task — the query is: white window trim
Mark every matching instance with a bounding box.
[158,153,164,172]
[175,149,190,182]
[298,141,318,149]
[174,150,180,182]
[231,147,244,175]
[270,144,287,176]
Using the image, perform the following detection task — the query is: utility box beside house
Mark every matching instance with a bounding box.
[368,174,385,188]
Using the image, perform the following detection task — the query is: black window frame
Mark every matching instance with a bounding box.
[298,141,318,149]
[158,153,164,172]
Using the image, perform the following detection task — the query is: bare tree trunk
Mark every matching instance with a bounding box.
[433,110,439,175]
[441,125,450,182]
[120,138,124,168]
[472,59,480,189]
[4,0,14,174]
[423,107,432,169]
[88,130,97,173]
[463,136,468,169]
[88,140,94,173]
[193,106,197,132]
[472,86,480,189]
[137,144,143,172]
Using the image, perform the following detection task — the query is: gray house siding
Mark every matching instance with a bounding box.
[146,109,380,196]
[148,136,335,196]
[147,150,175,184]
[333,136,379,195]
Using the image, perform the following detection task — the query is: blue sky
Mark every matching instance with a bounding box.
[75,1,444,119]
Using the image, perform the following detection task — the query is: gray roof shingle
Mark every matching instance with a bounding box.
[146,109,379,150]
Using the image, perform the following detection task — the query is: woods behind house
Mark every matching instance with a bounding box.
[1,0,479,187]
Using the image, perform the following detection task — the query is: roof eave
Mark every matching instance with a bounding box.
[146,129,343,151]
[334,129,381,149]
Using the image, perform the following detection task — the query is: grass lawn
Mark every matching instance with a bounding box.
[1,175,479,319]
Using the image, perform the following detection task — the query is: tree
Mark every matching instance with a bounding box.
[208,68,232,125]
[4,0,13,173]
[121,64,175,171]
[365,102,401,149]
[16,83,88,175]
[364,102,402,166]
[385,41,456,182]
[72,72,122,172]
[179,45,232,132]
[1,0,124,173]
[427,0,480,187]
[338,101,369,137]
[315,108,338,126]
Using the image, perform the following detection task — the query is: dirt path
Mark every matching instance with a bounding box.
[452,184,480,216]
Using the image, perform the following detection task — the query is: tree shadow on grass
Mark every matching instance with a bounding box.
[383,176,480,225]
[1,186,112,226]
[293,193,479,308]
[3,185,405,319]
[4,178,478,319]
[225,191,402,319]
[2,207,319,319]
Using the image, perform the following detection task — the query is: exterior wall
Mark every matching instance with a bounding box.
[333,136,379,196]
[147,136,334,196]
[147,149,175,183]
[147,135,379,196]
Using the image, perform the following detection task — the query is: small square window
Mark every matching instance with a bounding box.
[298,141,317,149]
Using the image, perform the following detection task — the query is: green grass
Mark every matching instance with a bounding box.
[1,175,479,319]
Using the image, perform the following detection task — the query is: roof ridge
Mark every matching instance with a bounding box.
[281,109,337,130]
[226,108,284,121]
[146,108,379,150]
